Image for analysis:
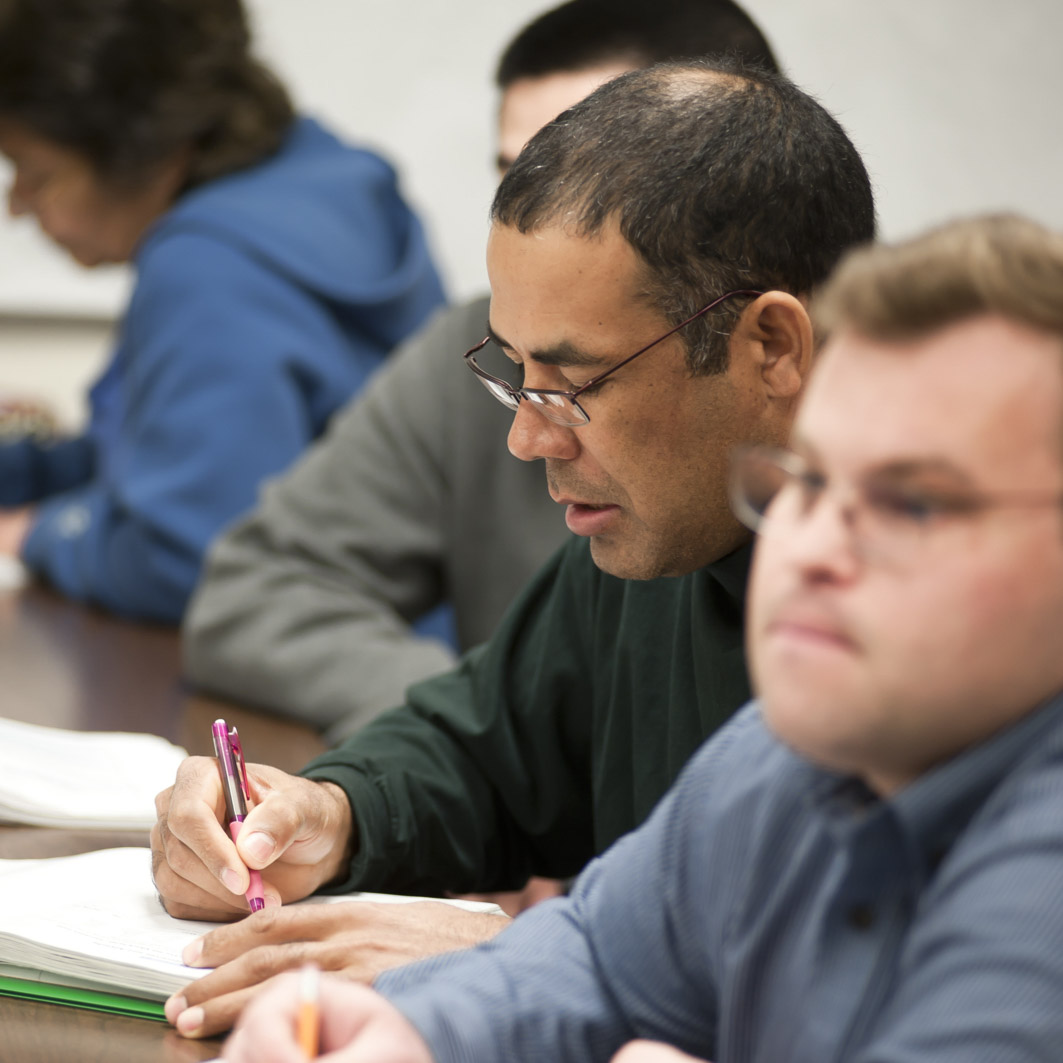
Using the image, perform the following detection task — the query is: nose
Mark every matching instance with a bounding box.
[507,400,580,463]
[775,490,862,583]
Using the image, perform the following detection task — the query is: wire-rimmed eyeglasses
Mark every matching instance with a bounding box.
[463,289,763,427]
[729,444,1063,566]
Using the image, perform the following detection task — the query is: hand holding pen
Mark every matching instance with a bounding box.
[151,728,355,923]
[211,720,266,913]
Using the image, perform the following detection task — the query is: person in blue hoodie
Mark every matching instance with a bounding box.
[0,0,445,622]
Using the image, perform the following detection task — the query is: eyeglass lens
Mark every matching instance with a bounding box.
[731,448,977,566]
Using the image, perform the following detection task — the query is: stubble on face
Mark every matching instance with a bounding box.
[490,225,759,580]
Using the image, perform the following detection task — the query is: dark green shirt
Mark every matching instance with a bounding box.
[302,535,751,895]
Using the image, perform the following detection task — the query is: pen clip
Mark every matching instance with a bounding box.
[227,725,253,806]
[212,718,252,820]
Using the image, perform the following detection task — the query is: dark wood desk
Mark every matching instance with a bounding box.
[0,581,326,1061]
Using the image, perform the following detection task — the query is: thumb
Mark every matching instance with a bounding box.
[234,820,278,870]
[235,794,300,869]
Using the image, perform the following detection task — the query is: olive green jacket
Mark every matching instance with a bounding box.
[303,536,751,894]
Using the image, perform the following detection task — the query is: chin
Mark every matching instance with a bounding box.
[71,251,106,268]
[761,679,889,781]
[588,539,672,581]
[763,706,854,775]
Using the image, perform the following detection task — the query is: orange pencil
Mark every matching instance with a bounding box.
[297,964,320,1059]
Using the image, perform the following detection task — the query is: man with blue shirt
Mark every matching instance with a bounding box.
[221,213,1063,1062]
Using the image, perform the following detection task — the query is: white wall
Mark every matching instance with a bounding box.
[1,0,1060,423]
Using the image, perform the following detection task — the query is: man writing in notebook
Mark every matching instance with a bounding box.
[155,60,875,1038]
[182,0,780,745]
[224,212,1063,1063]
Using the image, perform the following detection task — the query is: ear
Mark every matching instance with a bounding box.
[733,292,814,400]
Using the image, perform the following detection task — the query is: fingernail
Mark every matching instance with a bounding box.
[242,831,274,864]
[220,868,243,895]
[176,1005,205,1036]
[164,994,187,1023]
[182,937,203,966]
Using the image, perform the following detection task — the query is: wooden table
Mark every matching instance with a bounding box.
[0,581,326,1061]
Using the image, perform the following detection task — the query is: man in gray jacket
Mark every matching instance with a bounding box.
[182,0,779,743]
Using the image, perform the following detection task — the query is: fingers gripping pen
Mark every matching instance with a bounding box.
[211,719,266,913]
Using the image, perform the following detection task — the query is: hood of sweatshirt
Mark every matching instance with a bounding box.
[137,116,444,314]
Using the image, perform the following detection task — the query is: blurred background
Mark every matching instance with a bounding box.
[1,0,1059,427]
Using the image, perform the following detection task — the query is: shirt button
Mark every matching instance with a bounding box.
[847,904,875,929]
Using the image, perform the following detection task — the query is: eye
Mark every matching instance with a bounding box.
[794,467,828,505]
[477,343,525,387]
[866,484,979,525]
[568,377,605,396]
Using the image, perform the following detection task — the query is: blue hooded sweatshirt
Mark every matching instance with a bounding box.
[0,117,445,622]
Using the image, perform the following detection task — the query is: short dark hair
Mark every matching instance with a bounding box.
[496,0,780,88]
[0,0,293,189]
[492,60,876,374]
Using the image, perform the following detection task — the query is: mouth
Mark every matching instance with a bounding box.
[768,621,853,650]
[559,500,621,537]
[763,604,858,654]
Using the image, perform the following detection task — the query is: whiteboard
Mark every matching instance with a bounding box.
[0,0,1058,318]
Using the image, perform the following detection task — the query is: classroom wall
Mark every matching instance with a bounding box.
[0,0,1059,427]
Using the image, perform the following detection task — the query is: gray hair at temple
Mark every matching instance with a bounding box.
[491,59,876,375]
[813,213,1063,351]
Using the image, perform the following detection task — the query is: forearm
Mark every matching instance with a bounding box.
[378,894,630,1063]
[21,486,197,620]
[297,539,600,896]
[299,668,520,896]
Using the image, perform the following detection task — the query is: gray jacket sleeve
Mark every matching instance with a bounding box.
[182,298,569,743]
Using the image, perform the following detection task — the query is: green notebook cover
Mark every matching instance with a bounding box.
[0,973,166,1021]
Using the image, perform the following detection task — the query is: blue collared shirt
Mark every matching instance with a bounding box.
[379,693,1063,1062]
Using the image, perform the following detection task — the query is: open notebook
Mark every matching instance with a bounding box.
[0,847,504,1020]
[0,716,188,829]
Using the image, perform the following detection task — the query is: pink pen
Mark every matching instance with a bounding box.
[211,719,266,913]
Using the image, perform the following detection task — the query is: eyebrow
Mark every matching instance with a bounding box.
[485,322,612,369]
[870,459,978,486]
[791,436,978,485]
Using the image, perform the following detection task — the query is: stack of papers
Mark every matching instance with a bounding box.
[0,847,505,1018]
[0,716,188,829]
[0,848,211,1004]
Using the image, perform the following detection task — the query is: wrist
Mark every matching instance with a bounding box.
[316,781,356,888]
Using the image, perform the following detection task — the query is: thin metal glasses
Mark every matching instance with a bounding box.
[730,444,1063,565]
[464,289,763,427]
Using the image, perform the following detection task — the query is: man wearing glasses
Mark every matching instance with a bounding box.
[183,0,780,747]
[156,60,874,1038]
[225,212,1063,1063]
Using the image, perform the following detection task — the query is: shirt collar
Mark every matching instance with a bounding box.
[810,689,1063,885]
[888,689,1063,877]
[705,539,753,604]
